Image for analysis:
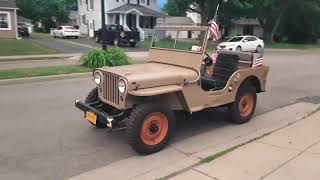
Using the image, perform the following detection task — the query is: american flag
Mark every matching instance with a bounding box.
[212,51,218,63]
[209,20,220,41]
[252,57,264,68]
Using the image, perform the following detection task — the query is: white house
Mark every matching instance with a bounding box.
[186,10,263,39]
[78,0,166,40]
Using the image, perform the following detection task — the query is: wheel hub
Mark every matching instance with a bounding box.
[149,123,159,134]
[140,112,169,146]
[239,94,254,117]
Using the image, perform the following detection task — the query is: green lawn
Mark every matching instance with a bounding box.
[265,43,320,50]
[0,65,91,80]
[0,39,57,56]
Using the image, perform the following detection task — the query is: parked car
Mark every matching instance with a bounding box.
[75,26,269,154]
[217,36,264,53]
[94,24,140,47]
[18,23,29,37]
[52,26,80,39]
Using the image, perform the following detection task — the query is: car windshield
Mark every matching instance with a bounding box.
[228,37,244,42]
[64,27,75,30]
[151,29,207,53]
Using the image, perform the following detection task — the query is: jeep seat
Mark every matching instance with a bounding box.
[201,52,240,91]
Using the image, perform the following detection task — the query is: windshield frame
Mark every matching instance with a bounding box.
[151,27,209,54]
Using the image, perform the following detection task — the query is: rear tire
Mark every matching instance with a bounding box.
[126,104,176,154]
[228,83,257,124]
[85,88,108,128]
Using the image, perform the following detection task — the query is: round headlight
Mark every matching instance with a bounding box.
[118,79,126,94]
[94,71,102,85]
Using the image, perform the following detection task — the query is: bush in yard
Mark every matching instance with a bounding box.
[81,48,129,68]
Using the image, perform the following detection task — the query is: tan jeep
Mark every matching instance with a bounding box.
[75,26,269,154]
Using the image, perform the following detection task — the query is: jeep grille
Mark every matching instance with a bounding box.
[102,72,120,106]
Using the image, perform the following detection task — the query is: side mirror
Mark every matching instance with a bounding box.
[243,39,248,43]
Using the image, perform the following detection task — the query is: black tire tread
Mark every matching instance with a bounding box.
[85,88,107,128]
[228,82,257,124]
[126,103,175,155]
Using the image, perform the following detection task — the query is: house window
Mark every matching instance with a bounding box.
[147,0,150,5]
[243,25,254,35]
[87,0,94,10]
[0,11,11,30]
[81,14,87,25]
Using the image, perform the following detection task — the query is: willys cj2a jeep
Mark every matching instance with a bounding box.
[75,26,269,154]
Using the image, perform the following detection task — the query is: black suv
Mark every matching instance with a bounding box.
[94,24,140,47]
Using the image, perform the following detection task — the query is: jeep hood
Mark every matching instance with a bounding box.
[100,62,198,89]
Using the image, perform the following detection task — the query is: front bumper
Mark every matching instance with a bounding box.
[75,100,124,128]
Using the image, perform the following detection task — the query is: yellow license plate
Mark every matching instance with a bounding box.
[86,111,97,125]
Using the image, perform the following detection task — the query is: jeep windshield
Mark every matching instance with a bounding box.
[151,28,208,53]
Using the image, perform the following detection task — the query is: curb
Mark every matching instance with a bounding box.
[0,72,91,86]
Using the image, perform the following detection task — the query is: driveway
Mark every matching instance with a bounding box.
[27,34,147,54]
[0,50,320,179]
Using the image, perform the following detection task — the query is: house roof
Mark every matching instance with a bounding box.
[231,18,260,25]
[157,16,195,26]
[0,0,17,9]
[17,16,32,23]
[107,4,167,17]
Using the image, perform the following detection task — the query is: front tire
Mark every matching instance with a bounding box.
[126,104,176,154]
[95,36,101,43]
[114,39,119,46]
[85,88,108,128]
[228,83,257,124]
[130,42,136,47]
[256,45,262,53]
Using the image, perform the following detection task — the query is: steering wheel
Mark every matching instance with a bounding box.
[204,52,213,66]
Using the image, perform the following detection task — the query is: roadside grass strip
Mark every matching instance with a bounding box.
[0,39,57,56]
[0,65,91,80]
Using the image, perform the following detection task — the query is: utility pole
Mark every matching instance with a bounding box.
[101,0,107,50]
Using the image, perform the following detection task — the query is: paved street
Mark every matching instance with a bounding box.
[0,50,320,180]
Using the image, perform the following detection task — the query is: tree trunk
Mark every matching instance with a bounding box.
[263,28,273,43]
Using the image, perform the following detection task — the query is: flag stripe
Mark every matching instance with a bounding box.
[210,20,220,41]
[252,57,264,67]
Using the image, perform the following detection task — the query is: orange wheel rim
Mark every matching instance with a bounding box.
[239,94,254,117]
[140,112,169,146]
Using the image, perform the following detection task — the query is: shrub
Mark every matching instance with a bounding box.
[81,48,129,68]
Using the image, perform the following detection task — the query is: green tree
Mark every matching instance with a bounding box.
[281,0,320,43]
[16,0,70,31]
[162,0,220,26]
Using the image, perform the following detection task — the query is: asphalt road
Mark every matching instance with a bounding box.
[27,34,147,54]
[0,50,320,180]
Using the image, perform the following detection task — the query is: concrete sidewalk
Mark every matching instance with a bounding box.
[69,102,320,180]
[172,110,320,180]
